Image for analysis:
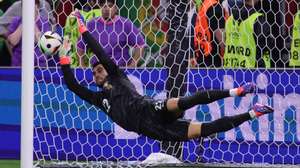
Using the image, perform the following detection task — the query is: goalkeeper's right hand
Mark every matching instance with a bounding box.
[59,36,72,65]
[70,9,87,34]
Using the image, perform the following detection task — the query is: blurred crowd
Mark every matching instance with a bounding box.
[0,0,299,68]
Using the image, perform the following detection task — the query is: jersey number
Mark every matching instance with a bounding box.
[154,101,164,111]
[102,99,111,113]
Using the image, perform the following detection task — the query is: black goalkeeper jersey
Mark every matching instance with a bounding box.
[61,31,152,132]
[62,64,152,132]
[60,31,193,141]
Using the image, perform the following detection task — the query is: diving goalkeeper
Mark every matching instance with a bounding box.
[58,10,274,141]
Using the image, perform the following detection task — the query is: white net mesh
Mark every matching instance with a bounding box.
[33,0,300,167]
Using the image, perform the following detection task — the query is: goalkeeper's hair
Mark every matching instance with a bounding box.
[92,62,102,69]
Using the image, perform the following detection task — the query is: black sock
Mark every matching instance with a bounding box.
[177,90,230,111]
[200,113,251,137]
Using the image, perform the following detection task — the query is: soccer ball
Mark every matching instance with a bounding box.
[39,31,62,56]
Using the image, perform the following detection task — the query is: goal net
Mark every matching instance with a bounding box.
[31,0,300,167]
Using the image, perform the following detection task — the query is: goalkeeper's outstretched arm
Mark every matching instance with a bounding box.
[59,37,102,106]
[72,10,121,76]
[81,31,120,75]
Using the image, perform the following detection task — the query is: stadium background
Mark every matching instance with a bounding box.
[0,0,300,167]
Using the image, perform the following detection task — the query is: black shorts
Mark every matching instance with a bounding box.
[138,99,190,141]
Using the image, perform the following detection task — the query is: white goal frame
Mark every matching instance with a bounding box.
[21,0,35,168]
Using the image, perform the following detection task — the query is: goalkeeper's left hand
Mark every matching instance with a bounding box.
[70,9,87,34]
[59,36,72,65]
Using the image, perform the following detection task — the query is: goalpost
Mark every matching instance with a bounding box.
[19,0,300,167]
[21,0,35,168]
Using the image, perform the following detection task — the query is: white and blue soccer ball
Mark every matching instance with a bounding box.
[39,31,62,56]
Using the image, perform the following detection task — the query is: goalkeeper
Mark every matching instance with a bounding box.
[58,10,274,141]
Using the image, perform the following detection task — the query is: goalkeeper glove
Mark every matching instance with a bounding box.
[70,9,87,34]
[59,36,72,65]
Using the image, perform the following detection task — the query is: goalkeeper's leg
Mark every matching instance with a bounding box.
[166,82,256,117]
[187,103,274,139]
